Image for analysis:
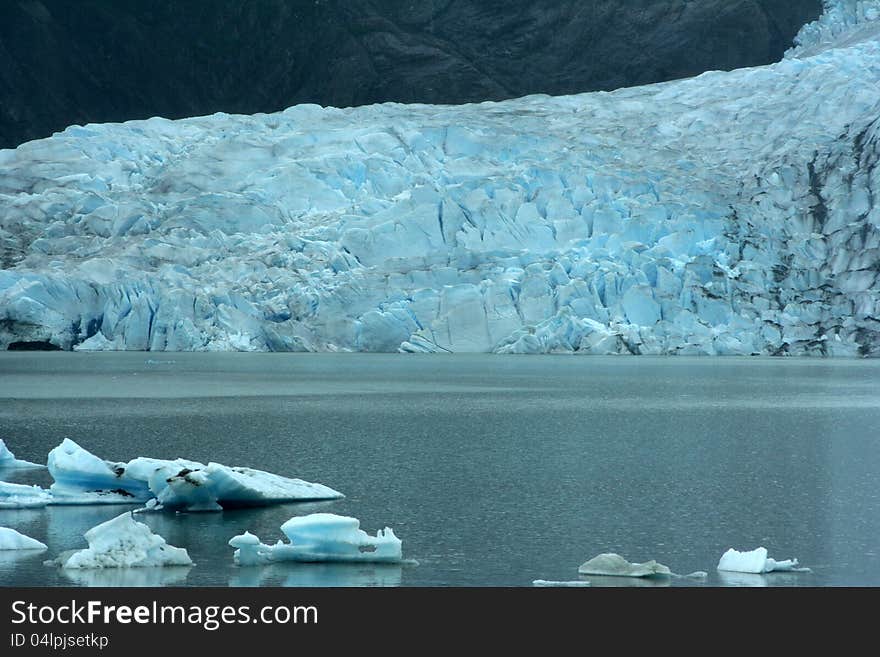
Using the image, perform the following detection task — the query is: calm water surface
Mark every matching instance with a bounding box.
[0,353,878,587]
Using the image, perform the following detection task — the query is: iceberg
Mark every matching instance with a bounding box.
[0,439,44,469]
[0,481,53,509]
[5,438,343,511]
[154,463,343,512]
[0,439,341,510]
[717,547,806,574]
[577,553,672,578]
[230,513,403,565]
[50,511,192,569]
[0,1,878,356]
[0,527,47,550]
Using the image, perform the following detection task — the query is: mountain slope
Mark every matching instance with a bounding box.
[1,0,821,148]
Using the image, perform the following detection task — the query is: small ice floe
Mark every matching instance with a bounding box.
[230,513,403,565]
[681,571,709,579]
[0,527,47,551]
[0,439,44,469]
[0,481,53,509]
[532,580,591,587]
[578,553,672,578]
[48,511,193,569]
[0,438,344,511]
[717,547,810,574]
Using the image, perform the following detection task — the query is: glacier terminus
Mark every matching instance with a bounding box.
[1,1,878,356]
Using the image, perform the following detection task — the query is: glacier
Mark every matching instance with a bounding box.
[0,1,878,355]
[229,513,404,565]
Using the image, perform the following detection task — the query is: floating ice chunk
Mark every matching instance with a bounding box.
[52,512,192,569]
[230,513,403,565]
[682,571,709,579]
[0,527,47,550]
[228,531,263,566]
[0,439,44,469]
[717,547,804,574]
[1,479,151,509]
[278,514,402,562]
[156,463,343,512]
[47,439,153,502]
[124,457,206,499]
[578,553,672,578]
[0,481,53,509]
[73,332,122,351]
[43,439,341,510]
[532,580,591,587]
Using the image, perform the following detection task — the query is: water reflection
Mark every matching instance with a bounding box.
[60,566,192,587]
[585,575,671,588]
[716,570,815,587]
[44,505,143,554]
[0,549,47,570]
[230,563,403,587]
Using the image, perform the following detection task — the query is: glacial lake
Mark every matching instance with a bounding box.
[0,352,878,587]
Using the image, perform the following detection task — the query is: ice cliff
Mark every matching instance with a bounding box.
[1,1,878,355]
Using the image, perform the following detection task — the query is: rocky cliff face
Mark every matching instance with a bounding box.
[0,0,821,149]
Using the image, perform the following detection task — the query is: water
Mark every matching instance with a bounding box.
[1,352,878,587]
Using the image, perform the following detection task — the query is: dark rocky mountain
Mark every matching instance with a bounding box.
[0,0,822,149]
